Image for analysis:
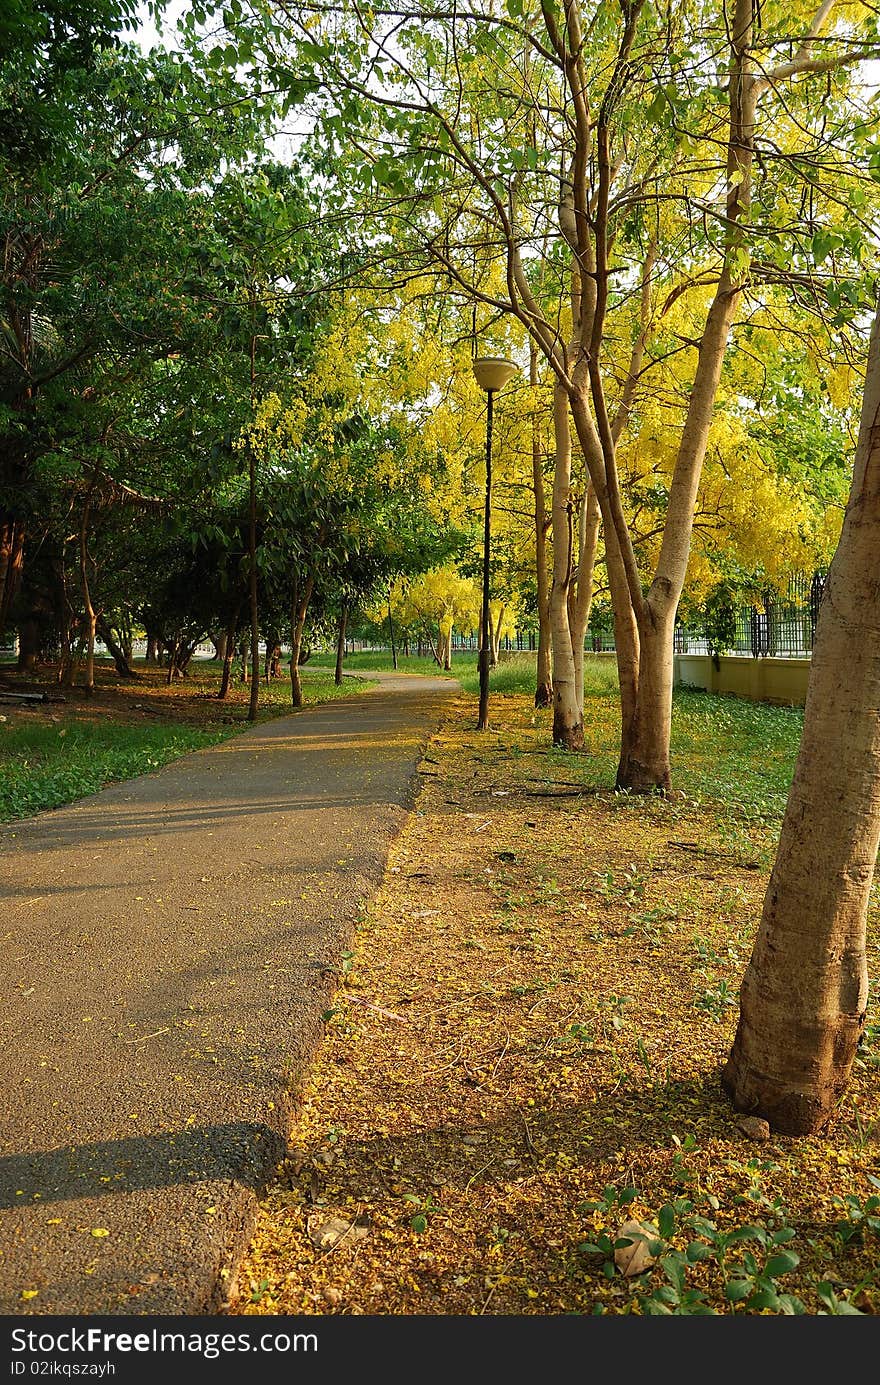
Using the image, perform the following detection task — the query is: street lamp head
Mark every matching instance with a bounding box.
[472,356,519,393]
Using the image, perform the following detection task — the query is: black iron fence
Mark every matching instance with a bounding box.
[445,573,827,660]
[674,572,826,659]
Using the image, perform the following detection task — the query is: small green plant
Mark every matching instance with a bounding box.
[833,1182,880,1245]
[593,865,646,906]
[816,1282,864,1315]
[579,1186,804,1315]
[722,1243,804,1313]
[403,1192,443,1234]
[854,1020,880,1071]
[596,992,630,1036]
[578,1186,642,1280]
[695,978,737,1021]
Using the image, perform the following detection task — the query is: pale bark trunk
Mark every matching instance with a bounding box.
[571,484,600,714]
[563,0,755,792]
[490,603,505,666]
[530,342,552,708]
[549,383,583,749]
[567,389,640,753]
[616,611,674,793]
[722,301,880,1135]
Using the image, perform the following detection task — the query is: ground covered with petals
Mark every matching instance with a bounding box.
[231,677,880,1316]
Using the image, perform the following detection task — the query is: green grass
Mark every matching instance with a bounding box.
[325,647,803,823]
[671,688,803,824]
[320,646,621,698]
[455,650,621,698]
[309,648,461,677]
[0,721,232,822]
[0,665,377,823]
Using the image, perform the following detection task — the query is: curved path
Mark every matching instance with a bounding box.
[0,671,455,1315]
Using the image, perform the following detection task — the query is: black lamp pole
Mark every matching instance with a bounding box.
[478,388,494,731]
[471,356,518,730]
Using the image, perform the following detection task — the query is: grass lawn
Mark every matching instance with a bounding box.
[0,658,376,822]
[230,665,880,1318]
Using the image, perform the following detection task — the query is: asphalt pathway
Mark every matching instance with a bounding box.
[0,671,455,1315]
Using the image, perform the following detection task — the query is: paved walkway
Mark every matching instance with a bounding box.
[0,672,455,1314]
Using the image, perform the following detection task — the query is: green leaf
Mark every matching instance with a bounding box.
[749,1287,780,1311]
[724,1279,752,1302]
[765,1251,799,1277]
[685,1241,713,1263]
[658,1203,675,1239]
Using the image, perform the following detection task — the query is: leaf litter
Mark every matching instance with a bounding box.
[227,691,880,1316]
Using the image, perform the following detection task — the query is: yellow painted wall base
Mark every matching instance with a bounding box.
[674,654,810,706]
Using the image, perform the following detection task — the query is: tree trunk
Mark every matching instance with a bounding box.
[289,573,314,708]
[477,387,494,730]
[145,633,158,664]
[96,617,137,678]
[335,604,348,686]
[616,610,674,793]
[213,632,227,664]
[57,618,74,686]
[387,599,398,669]
[79,499,96,695]
[0,519,25,638]
[530,343,552,708]
[571,484,600,715]
[490,604,505,666]
[722,301,880,1135]
[549,384,584,749]
[217,640,232,698]
[16,617,39,672]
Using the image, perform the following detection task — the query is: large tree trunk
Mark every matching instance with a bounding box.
[145,632,158,665]
[615,610,675,793]
[16,616,39,672]
[0,518,25,637]
[722,302,880,1136]
[549,383,584,749]
[530,343,553,708]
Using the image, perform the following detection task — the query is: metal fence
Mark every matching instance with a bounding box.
[674,572,826,659]
[448,572,828,660]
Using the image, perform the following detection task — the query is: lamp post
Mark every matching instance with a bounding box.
[471,356,519,730]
